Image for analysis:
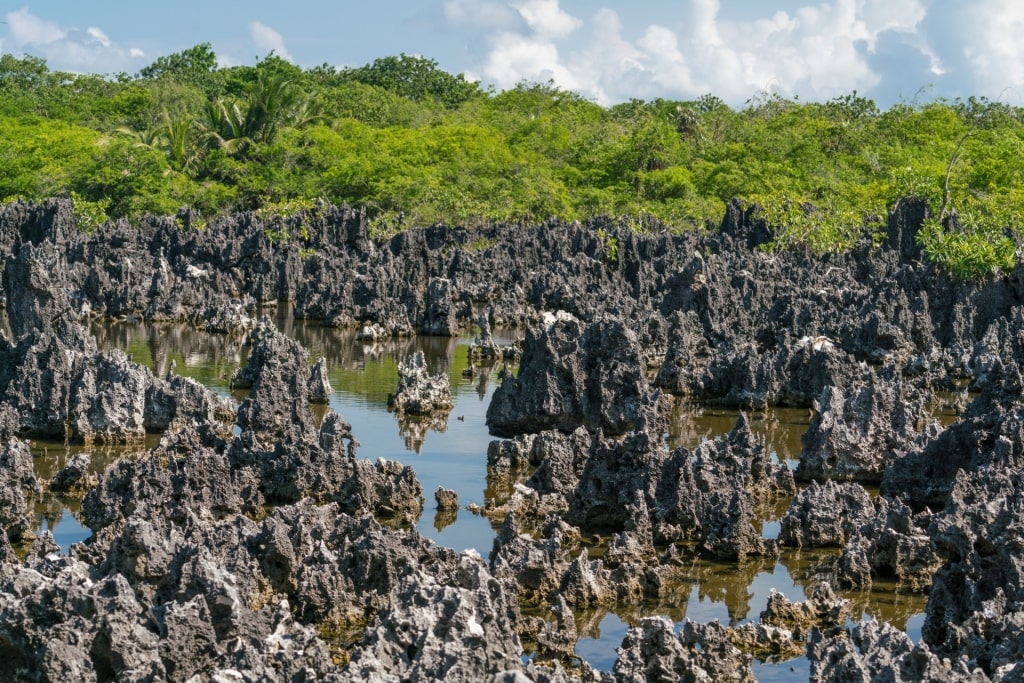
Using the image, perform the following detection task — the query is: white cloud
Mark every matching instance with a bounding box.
[476,0,584,90]
[87,27,111,49]
[6,7,66,45]
[249,21,293,62]
[951,0,1024,102]
[2,7,145,73]
[457,0,942,105]
[483,32,580,90]
[513,0,582,39]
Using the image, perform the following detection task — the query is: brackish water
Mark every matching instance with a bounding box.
[29,310,929,678]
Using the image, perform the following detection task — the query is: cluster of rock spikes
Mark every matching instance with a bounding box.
[0,195,1022,680]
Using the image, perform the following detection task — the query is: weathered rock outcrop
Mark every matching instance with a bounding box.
[920,467,1024,679]
[759,582,851,635]
[3,196,1020,408]
[487,314,664,438]
[687,413,795,560]
[419,276,459,336]
[881,360,1024,507]
[0,242,234,443]
[4,192,1024,679]
[848,498,940,591]
[614,617,755,682]
[780,482,940,591]
[808,619,988,683]
[0,439,39,542]
[307,355,333,404]
[797,366,938,483]
[0,503,495,682]
[487,412,795,594]
[346,551,523,682]
[387,351,453,417]
[779,480,875,549]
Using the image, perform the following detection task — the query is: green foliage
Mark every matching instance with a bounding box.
[753,196,884,253]
[595,228,619,265]
[367,211,405,242]
[69,191,110,233]
[258,197,321,243]
[339,54,481,108]
[0,115,103,199]
[2,47,1023,277]
[464,236,496,252]
[139,43,218,89]
[917,216,1017,279]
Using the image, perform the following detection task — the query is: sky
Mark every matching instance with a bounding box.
[2,0,1023,109]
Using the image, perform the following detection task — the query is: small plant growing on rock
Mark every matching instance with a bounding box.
[69,191,110,233]
[368,209,404,242]
[595,227,619,265]
[916,214,1017,279]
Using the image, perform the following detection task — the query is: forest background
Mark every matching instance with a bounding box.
[1,45,1022,277]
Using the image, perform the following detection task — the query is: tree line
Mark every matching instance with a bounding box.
[1,44,1022,276]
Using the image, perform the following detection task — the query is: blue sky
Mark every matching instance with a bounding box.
[2,1,1023,108]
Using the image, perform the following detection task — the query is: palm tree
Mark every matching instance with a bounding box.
[199,70,322,156]
[245,70,297,145]
[116,110,200,175]
[114,122,166,150]
[161,110,200,174]
[201,97,252,155]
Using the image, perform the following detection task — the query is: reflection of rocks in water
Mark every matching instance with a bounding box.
[397,413,449,454]
[573,607,619,642]
[31,493,64,542]
[30,440,150,482]
[433,487,459,531]
[474,362,495,401]
[776,547,928,633]
[309,401,331,428]
[284,314,459,378]
[433,508,457,532]
[91,319,245,382]
[687,555,778,625]
[667,399,719,448]
[667,399,808,464]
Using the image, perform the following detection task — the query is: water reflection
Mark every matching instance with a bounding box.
[433,508,458,532]
[24,311,931,674]
[90,320,243,395]
[397,413,450,455]
[668,400,807,466]
[29,438,152,554]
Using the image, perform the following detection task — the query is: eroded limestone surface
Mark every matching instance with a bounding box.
[1,195,1024,680]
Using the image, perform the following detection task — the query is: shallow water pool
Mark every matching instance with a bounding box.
[27,311,927,676]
